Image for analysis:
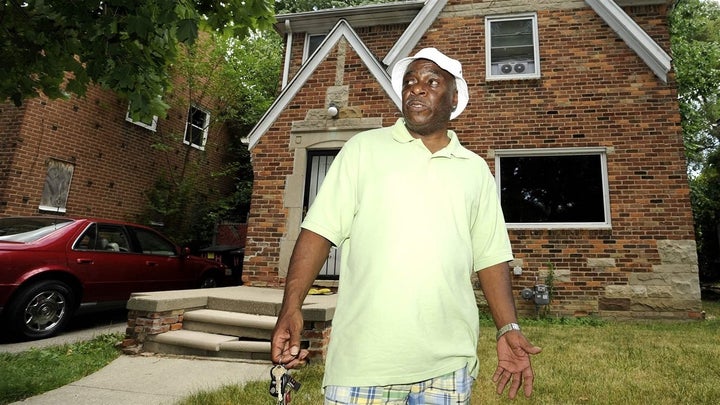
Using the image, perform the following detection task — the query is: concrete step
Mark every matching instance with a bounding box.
[207,295,281,317]
[144,329,271,361]
[182,309,277,340]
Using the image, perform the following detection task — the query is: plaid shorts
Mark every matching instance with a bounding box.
[324,366,473,404]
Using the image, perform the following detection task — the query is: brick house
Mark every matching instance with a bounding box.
[243,0,701,319]
[0,81,232,228]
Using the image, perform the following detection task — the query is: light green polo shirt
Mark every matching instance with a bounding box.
[301,119,513,387]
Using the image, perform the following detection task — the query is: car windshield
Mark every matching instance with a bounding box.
[0,217,74,243]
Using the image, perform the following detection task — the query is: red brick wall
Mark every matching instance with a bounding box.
[245,3,697,317]
[216,223,248,247]
[1,84,232,223]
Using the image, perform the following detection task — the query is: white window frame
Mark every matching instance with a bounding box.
[485,13,541,81]
[495,147,611,229]
[125,104,158,132]
[183,105,210,150]
[303,33,326,62]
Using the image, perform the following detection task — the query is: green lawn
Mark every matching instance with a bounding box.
[2,302,718,405]
[0,333,123,405]
[181,300,720,405]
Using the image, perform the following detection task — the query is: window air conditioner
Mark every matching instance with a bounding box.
[501,61,527,74]
[491,61,535,76]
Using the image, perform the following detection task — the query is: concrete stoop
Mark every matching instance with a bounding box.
[126,286,336,362]
[144,309,276,360]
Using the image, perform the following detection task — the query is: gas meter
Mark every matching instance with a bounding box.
[521,284,550,306]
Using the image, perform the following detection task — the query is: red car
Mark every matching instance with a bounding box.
[0,216,233,340]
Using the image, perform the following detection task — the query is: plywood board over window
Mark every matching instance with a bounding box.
[39,158,75,213]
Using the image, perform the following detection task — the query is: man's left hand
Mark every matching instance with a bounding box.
[492,331,542,399]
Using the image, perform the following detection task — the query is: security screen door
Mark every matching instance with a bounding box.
[305,150,340,279]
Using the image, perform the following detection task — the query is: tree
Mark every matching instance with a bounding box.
[139,31,283,247]
[0,0,275,122]
[690,151,720,281]
[670,0,720,172]
[274,0,396,14]
[670,0,720,281]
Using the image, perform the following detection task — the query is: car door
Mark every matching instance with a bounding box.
[67,222,143,302]
[126,226,194,291]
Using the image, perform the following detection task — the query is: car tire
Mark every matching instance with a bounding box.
[199,274,219,288]
[6,280,76,340]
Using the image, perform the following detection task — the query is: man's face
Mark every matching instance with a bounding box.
[401,59,458,136]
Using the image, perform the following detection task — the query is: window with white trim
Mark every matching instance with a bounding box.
[303,34,326,61]
[495,148,611,229]
[125,103,158,131]
[184,105,210,150]
[486,13,540,80]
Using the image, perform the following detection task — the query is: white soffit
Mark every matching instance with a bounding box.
[274,1,425,35]
[585,0,672,82]
[246,19,400,150]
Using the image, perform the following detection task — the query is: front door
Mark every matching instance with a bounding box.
[305,150,340,279]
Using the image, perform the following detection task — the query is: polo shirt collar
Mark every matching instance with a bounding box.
[391,118,474,159]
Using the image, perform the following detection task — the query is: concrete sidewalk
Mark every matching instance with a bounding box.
[1,309,272,405]
[11,355,271,405]
[0,322,126,354]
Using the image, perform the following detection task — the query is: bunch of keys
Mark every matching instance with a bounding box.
[269,364,301,404]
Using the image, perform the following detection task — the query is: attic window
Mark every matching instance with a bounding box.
[184,105,210,150]
[304,34,326,61]
[486,13,540,80]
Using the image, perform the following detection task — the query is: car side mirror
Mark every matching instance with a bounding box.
[182,247,192,257]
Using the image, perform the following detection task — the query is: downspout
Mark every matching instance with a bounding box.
[282,20,293,89]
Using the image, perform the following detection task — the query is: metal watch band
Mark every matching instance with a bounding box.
[496,322,521,341]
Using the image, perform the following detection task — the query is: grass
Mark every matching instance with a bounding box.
[2,302,718,405]
[180,300,720,405]
[0,333,123,405]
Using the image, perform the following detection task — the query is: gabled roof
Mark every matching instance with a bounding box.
[246,19,400,150]
[246,0,673,149]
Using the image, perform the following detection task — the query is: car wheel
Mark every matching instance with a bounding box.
[199,274,219,288]
[6,280,76,340]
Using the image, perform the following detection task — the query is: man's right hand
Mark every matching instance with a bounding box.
[271,308,310,369]
[272,229,331,368]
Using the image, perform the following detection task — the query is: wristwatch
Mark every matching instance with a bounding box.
[496,322,521,341]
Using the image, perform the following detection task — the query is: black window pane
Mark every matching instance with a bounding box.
[500,155,605,223]
[308,35,326,56]
[133,228,176,256]
[189,108,206,128]
[185,106,207,146]
[189,124,204,145]
[490,19,534,63]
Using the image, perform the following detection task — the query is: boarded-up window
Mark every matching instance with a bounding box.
[39,159,74,213]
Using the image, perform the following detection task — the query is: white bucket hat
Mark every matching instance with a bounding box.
[391,48,469,120]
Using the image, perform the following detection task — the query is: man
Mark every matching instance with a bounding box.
[271,48,541,403]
